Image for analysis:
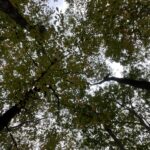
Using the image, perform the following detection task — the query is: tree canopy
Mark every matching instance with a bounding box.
[0,0,150,149]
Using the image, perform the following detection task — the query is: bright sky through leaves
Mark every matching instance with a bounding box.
[0,0,149,149]
[48,0,68,12]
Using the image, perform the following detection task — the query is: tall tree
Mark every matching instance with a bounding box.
[0,0,150,149]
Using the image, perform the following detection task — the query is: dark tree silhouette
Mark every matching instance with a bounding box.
[0,0,29,29]
[0,58,59,131]
[0,105,20,131]
[0,88,35,131]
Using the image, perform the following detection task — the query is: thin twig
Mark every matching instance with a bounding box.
[90,80,106,85]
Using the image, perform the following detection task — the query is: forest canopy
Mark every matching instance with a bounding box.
[0,0,150,149]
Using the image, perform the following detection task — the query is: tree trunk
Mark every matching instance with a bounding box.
[0,0,28,29]
[0,105,20,131]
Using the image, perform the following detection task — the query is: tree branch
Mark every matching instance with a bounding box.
[117,102,150,132]
[47,84,60,110]
[0,57,59,131]
[0,105,20,131]
[0,0,47,33]
[93,76,150,90]
[0,0,28,29]
[90,79,106,85]
[104,124,125,150]
[129,107,150,132]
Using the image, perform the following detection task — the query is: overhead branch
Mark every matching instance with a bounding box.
[0,105,20,131]
[104,125,125,150]
[90,80,106,85]
[92,76,150,90]
[47,84,60,110]
[129,107,150,132]
[34,58,58,84]
[0,57,59,131]
[117,102,150,132]
[0,0,29,29]
[0,0,47,33]
[0,88,37,131]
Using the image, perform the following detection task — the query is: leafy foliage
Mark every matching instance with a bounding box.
[0,0,150,149]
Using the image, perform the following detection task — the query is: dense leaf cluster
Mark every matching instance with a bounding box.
[0,0,150,149]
